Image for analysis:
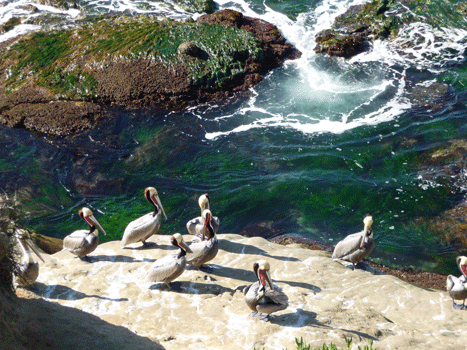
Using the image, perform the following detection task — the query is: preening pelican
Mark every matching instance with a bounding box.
[186,193,219,236]
[332,214,374,268]
[121,187,167,248]
[147,233,193,288]
[62,207,107,261]
[447,256,467,310]
[243,260,289,321]
[14,229,44,287]
[186,209,219,269]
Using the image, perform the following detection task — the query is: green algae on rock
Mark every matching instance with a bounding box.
[0,10,300,136]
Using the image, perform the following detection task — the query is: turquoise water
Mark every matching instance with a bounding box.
[1,0,467,274]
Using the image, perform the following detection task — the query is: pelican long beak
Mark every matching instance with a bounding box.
[457,256,467,277]
[87,215,107,235]
[26,239,45,263]
[258,268,273,290]
[359,234,365,249]
[154,194,168,220]
[202,223,207,241]
[179,239,193,254]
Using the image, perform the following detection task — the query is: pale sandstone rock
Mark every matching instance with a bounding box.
[28,233,467,349]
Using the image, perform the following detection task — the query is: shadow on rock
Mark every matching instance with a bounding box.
[201,265,256,283]
[34,282,128,302]
[219,240,301,262]
[86,254,148,263]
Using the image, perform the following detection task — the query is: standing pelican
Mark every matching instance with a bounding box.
[147,233,192,289]
[121,187,167,248]
[14,229,44,287]
[447,256,467,310]
[332,214,374,269]
[243,260,289,321]
[186,193,219,236]
[62,207,107,261]
[186,209,219,269]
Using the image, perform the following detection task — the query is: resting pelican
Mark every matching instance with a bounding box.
[14,229,45,287]
[147,233,193,288]
[62,207,107,261]
[332,214,374,268]
[186,209,219,269]
[243,260,289,321]
[186,193,219,236]
[447,256,467,310]
[121,187,167,248]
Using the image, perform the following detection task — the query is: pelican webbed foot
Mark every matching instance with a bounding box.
[259,313,270,322]
[452,300,465,310]
[249,312,260,317]
[142,241,157,248]
[79,255,92,263]
[198,265,214,273]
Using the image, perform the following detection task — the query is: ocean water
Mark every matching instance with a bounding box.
[1,0,467,274]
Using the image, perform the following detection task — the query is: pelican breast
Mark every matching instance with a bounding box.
[186,235,219,267]
[147,253,186,284]
[16,261,40,287]
[122,212,162,247]
[63,229,99,257]
[186,216,220,236]
[447,275,467,301]
[332,231,374,264]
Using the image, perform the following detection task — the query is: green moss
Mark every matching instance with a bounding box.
[34,0,80,10]
[2,15,262,99]
[173,0,217,14]
[1,17,22,33]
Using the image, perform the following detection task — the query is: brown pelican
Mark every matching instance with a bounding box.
[62,207,107,261]
[121,187,167,248]
[243,260,289,321]
[332,214,374,269]
[14,229,45,287]
[147,233,193,288]
[186,193,219,236]
[186,209,219,270]
[446,256,467,310]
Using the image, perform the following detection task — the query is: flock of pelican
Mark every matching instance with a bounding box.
[12,188,467,318]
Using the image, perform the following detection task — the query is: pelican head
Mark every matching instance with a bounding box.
[201,209,213,240]
[363,214,373,232]
[254,259,273,290]
[172,233,193,254]
[79,207,107,236]
[145,187,168,220]
[15,229,44,263]
[198,193,210,211]
[457,256,467,277]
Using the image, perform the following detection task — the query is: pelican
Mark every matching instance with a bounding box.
[147,233,193,288]
[243,260,289,321]
[447,256,467,310]
[186,193,219,236]
[62,207,107,261]
[14,229,44,287]
[121,187,167,248]
[186,209,219,269]
[332,214,374,268]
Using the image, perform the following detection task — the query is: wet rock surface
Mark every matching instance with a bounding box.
[0,10,300,137]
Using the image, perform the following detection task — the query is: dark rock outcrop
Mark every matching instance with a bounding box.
[314,0,467,59]
[0,10,300,137]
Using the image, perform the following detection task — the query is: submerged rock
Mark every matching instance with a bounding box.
[0,10,300,137]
